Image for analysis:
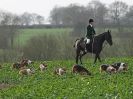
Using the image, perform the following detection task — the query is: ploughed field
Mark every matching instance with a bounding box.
[0,57,133,98]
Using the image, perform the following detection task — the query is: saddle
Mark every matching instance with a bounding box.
[80,37,94,52]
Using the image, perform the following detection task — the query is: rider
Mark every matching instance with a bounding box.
[85,19,96,52]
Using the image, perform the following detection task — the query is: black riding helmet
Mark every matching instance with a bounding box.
[89,19,94,23]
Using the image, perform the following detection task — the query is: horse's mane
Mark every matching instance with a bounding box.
[96,31,108,37]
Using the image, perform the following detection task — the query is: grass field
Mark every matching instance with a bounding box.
[14,27,133,47]
[14,28,106,46]
[14,28,72,46]
[0,57,133,98]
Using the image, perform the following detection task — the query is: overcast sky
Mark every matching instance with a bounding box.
[0,0,132,21]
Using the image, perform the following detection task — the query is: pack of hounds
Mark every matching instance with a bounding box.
[1,59,128,76]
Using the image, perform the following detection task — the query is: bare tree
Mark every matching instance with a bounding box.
[20,12,33,26]
[36,15,44,25]
[50,6,63,25]
[0,11,19,49]
[87,0,108,27]
[109,1,128,30]
[125,6,133,26]
[66,4,88,36]
[30,13,38,25]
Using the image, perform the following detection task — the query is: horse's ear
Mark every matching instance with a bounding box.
[108,30,111,33]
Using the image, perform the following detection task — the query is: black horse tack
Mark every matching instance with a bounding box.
[74,30,113,64]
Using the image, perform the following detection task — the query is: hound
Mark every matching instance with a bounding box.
[72,64,91,75]
[39,64,47,71]
[112,62,128,72]
[100,64,116,74]
[54,68,66,76]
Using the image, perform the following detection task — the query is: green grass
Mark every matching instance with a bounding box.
[14,28,72,46]
[14,27,133,47]
[0,57,133,98]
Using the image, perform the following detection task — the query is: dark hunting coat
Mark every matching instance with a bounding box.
[86,24,95,39]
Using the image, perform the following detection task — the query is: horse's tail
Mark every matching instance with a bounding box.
[73,39,80,48]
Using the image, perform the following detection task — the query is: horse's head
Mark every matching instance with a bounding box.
[105,30,113,46]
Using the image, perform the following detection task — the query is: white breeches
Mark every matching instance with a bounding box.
[84,37,90,44]
[86,38,90,44]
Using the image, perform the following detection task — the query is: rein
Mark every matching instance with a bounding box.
[102,32,109,49]
[91,36,95,62]
[102,41,108,49]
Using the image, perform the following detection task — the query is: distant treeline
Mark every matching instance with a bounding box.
[0,1,133,28]
[0,24,133,29]
[50,0,133,35]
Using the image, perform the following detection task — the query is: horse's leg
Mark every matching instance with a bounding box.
[76,49,80,64]
[97,54,102,62]
[94,54,98,64]
[79,51,87,64]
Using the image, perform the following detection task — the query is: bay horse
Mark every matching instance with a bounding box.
[74,30,113,64]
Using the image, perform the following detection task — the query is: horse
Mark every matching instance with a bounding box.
[74,30,113,64]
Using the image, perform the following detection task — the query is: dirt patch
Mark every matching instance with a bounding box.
[0,83,13,90]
